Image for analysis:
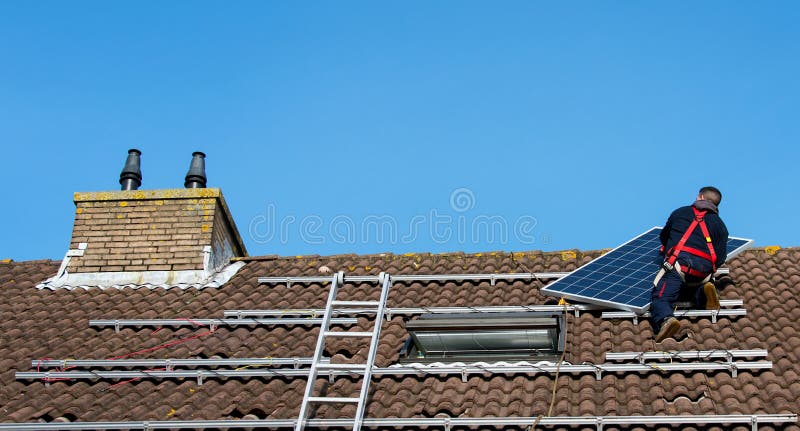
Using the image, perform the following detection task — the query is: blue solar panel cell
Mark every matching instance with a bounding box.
[541,227,752,313]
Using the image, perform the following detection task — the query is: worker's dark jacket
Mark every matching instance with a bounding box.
[660,201,729,269]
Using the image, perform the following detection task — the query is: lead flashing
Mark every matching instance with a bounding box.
[36,262,245,290]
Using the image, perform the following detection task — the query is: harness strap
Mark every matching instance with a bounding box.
[666,214,701,266]
[696,209,718,271]
[666,207,718,271]
[673,262,713,285]
[680,246,713,261]
[653,261,713,287]
[656,207,719,288]
[682,266,711,278]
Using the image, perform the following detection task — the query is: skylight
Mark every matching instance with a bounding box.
[401,311,565,363]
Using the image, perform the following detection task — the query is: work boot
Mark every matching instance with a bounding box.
[704,282,721,310]
[655,317,682,343]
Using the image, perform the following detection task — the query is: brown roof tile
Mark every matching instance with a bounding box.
[1,249,799,428]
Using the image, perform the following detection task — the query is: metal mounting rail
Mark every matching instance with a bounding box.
[259,272,570,287]
[606,349,768,363]
[700,299,742,307]
[258,275,379,284]
[32,357,327,369]
[17,360,772,382]
[601,308,746,324]
[0,413,793,431]
[31,351,770,372]
[259,268,732,288]
[223,299,743,320]
[225,304,600,320]
[224,299,744,320]
[89,317,358,332]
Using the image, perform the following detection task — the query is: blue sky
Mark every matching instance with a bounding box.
[1,2,798,261]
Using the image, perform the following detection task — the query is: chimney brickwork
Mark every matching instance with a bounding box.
[67,188,246,274]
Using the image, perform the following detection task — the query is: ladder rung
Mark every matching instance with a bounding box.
[316,363,368,370]
[307,396,360,403]
[331,300,381,307]
[324,331,374,338]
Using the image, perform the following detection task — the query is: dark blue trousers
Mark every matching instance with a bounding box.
[650,255,713,331]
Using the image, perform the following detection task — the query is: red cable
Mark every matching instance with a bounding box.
[106,367,167,389]
[40,318,218,385]
[102,322,219,388]
[107,328,216,361]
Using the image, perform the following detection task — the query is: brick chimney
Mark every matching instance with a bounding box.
[37,150,248,290]
[73,188,246,269]
[40,188,247,289]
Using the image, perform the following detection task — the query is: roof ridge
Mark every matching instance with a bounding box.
[6,246,799,267]
[233,248,613,262]
[0,258,60,265]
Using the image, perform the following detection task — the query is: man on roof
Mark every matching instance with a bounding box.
[652,186,729,342]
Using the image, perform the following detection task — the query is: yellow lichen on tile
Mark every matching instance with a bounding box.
[561,251,577,261]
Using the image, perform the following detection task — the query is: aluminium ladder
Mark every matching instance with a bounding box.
[295,271,391,431]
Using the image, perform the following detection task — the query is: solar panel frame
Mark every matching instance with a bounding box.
[541,227,753,313]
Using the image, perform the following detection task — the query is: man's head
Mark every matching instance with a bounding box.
[697,186,722,206]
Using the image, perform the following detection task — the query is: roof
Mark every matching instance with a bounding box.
[1,248,799,429]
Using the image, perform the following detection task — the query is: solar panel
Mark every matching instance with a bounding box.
[541,227,752,313]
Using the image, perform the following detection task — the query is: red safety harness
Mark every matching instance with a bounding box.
[664,207,718,278]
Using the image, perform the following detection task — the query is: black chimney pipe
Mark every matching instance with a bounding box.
[184,151,207,188]
[119,149,142,191]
